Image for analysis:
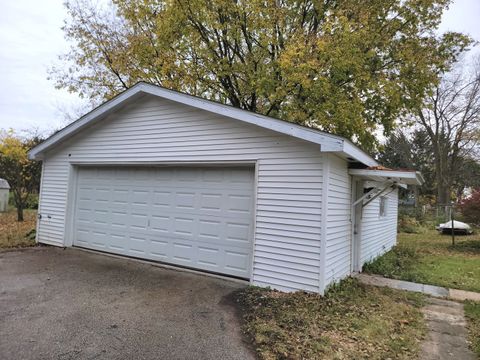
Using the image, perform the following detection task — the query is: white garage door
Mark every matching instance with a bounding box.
[73,166,255,278]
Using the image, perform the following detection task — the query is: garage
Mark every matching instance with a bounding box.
[72,166,255,278]
[30,82,418,293]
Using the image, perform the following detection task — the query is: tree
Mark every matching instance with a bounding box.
[51,0,471,151]
[0,131,43,221]
[380,124,480,204]
[379,129,436,203]
[413,59,480,205]
[459,189,480,225]
[453,157,480,202]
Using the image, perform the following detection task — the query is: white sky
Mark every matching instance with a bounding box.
[0,0,479,136]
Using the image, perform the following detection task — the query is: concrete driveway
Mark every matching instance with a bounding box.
[0,247,255,360]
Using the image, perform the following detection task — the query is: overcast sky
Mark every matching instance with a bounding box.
[0,0,479,136]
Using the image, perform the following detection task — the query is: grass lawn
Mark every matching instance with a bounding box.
[363,229,480,292]
[238,278,426,360]
[0,209,37,249]
[464,301,480,357]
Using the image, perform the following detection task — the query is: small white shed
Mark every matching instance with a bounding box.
[28,82,423,294]
[0,178,10,212]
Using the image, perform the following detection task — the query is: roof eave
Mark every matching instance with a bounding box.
[342,141,379,167]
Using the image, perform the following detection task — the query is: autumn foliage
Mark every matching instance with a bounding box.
[52,0,472,151]
[0,131,42,221]
[460,189,480,226]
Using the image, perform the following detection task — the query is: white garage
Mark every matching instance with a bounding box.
[73,166,255,278]
[29,82,422,294]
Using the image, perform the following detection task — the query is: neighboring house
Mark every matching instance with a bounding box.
[0,178,10,212]
[29,82,423,294]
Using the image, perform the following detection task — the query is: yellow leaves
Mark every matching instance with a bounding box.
[0,130,29,164]
[55,0,472,151]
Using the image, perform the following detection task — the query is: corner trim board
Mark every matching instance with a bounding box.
[319,153,330,295]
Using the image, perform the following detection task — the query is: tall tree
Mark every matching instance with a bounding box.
[379,129,436,198]
[453,156,480,202]
[413,59,480,205]
[0,131,43,221]
[51,0,471,151]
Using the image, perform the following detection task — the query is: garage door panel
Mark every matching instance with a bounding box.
[77,218,253,248]
[150,215,171,233]
[227,194,253,214]
[173,242,194,262]
[175,192,196,209]
[149,238,169,257]
[226,222,251,242]
[109,233,126,249]
[130,213,148,231]
[225,250,250,272]
[73,166,254,278]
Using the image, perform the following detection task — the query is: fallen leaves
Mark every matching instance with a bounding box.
[0,209,37,248]
[237,279,426,360]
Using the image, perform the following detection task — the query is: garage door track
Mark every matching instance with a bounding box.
[0,247,255,360]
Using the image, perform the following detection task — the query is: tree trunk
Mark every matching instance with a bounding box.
[435,148,451,207]
[17,205,24,222]
[436,164,446,205]
[437,182,450,206]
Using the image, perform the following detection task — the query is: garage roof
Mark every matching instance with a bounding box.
[29,82,378,166]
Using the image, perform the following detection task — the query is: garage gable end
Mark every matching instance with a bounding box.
[29,82,377,167]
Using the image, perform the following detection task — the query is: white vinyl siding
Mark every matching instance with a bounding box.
[324,155,352,287]
[36,159,70,246]
[360,188,398,267]
[37,95,324,293]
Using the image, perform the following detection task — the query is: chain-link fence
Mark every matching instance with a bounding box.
[399,203,470,244]
[399,204,456,227]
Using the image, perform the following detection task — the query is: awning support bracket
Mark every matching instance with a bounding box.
[352,182,397,209]
[363,184,395,208]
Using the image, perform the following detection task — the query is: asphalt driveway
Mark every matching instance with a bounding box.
[0,247,255,360]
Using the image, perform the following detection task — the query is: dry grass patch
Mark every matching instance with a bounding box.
[0,209,37,248]
[238,278,426,360]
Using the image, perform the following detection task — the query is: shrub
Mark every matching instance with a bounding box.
[8,192,38,209]
[24,193,39,209]
[459,189,480,226]
[363,246,419,279]
[398,215,423,233]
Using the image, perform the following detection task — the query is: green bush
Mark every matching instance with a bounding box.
[8,192,38,209]
[398,215,424,233]
[24,193,39,209]
[363,246,419,280]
